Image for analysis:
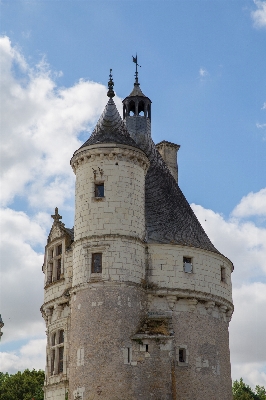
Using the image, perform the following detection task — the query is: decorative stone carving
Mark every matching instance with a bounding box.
[188,298,198,312]
[166,295,176,310]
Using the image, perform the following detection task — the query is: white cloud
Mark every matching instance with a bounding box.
[262,102,266,110]
[199,67,208,77]
[232,188,266,219]
[251,0,266,28]
[191,193,266,388]
[0,208,46,343]
[191,202,266,285]
[0,35,122,210]
[0,339,46,374]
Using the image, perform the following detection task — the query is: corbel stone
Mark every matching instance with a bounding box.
[147,294,154,310]
[226,309,233,323]
[56,304,64,319]
[166,295,176,310]
[188,299,198,312]
[45,308,53,324]
[206,301,215,315]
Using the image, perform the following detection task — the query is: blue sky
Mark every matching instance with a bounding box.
[0,0,266,389]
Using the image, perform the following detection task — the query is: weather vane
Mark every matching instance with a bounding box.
[107,68,115,98]
[132,54,141,85]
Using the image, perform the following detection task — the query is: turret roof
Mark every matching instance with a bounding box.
[145,149,219,253]
[78,98,138,149]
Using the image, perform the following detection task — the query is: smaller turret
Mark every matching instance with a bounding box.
[123,55,152,142]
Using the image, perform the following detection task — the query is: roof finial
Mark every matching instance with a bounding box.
[51,207,62,223]
[107,69,115,98]
[132,54,141,86]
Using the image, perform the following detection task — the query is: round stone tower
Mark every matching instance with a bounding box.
[68,73,150,399]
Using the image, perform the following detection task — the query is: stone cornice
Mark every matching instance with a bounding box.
[74,233,146,246]
[70,143,150,174]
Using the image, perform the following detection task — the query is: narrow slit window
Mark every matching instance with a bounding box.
[95,183,104,198]
[221,266,226,282]
[183,257,193,273]
[91,253,102,273]
[179,348,186,363]
[127,347,131,363]
[57,259,61,280]
[145,344,149,352]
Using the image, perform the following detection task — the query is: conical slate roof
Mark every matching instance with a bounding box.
[145,151,219,253]
[79,98,137,149]
[128,84,146,97]
[126,119,219,253]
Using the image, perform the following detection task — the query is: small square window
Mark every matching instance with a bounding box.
[95,183,104,198]
[91,253,102,273]
[221,266,226,282]
[183,257,193,273]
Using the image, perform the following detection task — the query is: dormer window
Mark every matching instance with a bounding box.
[46,241,64,285]
[183,257,193,273]
[95,183,104,198]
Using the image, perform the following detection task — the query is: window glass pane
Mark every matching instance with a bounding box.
[59,330,64,344]
[183,257,192,273]
[57,259,61,280]
[51,332,56,346]
[179,349,185,363]
[56,244,62,256]
[92,253,102,273]
[58,347,64,373]
[95,184,104,197]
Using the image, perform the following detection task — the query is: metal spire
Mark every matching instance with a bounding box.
[107,69,115,98]
[132,54,141,86]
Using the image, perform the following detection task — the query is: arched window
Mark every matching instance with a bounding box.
[138,100,145,116]
[147,104,151,119]
[129,100,136,116]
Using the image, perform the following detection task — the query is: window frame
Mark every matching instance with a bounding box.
[50,329,65,376]
[183,257,193,273]
[91,253,102,274]
[94,182,104,198]
[46,241,64,285]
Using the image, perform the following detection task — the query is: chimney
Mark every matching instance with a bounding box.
[156,141,180,183]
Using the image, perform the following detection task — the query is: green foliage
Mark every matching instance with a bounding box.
[0,369,45,400]
[233,378,266,400]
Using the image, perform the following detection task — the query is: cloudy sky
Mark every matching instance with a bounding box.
[0,0,265,389]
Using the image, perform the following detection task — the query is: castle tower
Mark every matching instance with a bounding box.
[41,67,234,400]
[68,71,150,399]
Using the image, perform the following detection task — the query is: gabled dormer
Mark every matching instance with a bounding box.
[43,207,74,287]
